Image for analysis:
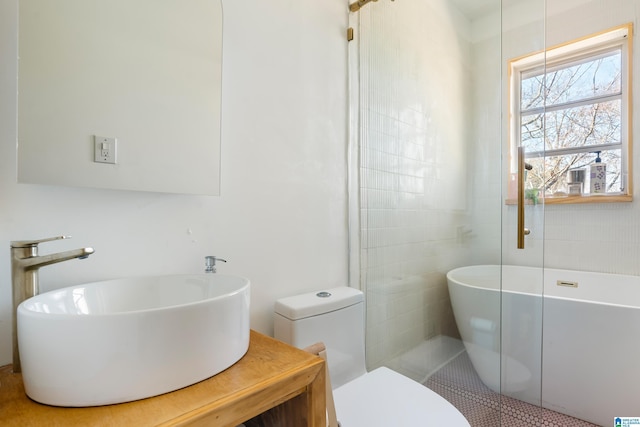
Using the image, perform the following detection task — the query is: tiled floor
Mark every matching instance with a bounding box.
[424,352,600,427]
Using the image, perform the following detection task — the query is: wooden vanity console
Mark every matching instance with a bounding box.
[0,330,326,426]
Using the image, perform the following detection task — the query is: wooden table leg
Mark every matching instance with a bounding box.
[305,359,326,427]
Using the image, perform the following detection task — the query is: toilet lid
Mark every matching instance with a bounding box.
[333,367,470,427]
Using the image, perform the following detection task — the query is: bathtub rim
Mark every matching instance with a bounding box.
[446,264,640,309]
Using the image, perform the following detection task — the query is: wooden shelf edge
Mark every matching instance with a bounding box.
[505,194,633,205]
[162,360,325,427]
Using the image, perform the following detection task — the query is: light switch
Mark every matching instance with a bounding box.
[94,136,117,164]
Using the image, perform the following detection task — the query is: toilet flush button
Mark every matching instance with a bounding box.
[316,291,332,298]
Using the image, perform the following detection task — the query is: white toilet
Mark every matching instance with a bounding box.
[274,287,470,426]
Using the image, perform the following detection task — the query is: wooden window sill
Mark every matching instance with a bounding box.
[505,193,633,205]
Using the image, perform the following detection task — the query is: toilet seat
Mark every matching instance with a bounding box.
[333,367,470,426]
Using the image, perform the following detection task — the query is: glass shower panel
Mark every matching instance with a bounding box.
[358,0,472,378]
[539,1,639,426]
[500,0,547,423]
[358,0,472,375]
[354,0,639,425]
[355,0,504,423]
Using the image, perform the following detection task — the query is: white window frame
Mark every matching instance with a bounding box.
[508,24,633,203]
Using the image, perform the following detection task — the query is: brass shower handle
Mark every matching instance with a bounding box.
[517,147,528,249]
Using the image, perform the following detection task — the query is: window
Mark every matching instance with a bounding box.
[509,24,632,203]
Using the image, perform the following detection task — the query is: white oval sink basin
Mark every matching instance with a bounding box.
[17,274,250,407]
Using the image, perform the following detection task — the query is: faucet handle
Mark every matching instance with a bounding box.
[11,235,71,248]
[204,256,227,273]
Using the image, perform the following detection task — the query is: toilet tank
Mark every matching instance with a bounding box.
[274,287,367,389]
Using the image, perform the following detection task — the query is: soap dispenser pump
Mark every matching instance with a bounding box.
[590,151,606,194]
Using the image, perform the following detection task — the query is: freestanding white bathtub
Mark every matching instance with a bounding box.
[447,265,640,427]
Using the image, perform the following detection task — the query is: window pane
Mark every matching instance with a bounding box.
[521,73,544,110]
[525,149,622,195]
[521,113,544,152]
[521,50,621,111]
[545,51,621,107]
[544,99,621,150]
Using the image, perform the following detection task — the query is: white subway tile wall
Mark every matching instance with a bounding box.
[358,0,478,370]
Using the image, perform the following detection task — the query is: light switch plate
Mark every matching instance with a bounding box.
[94,136,117,164]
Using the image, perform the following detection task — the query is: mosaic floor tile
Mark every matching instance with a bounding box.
[424,352,600,427]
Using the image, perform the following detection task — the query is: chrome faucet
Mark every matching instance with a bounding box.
[11,236,94,373]
[204,256,226,273]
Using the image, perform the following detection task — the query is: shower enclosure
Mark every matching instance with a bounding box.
[349,0,639,425]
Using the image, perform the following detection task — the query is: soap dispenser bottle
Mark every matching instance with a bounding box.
[590,151,606,194]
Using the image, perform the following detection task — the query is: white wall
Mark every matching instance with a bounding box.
[0,0,349,366]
